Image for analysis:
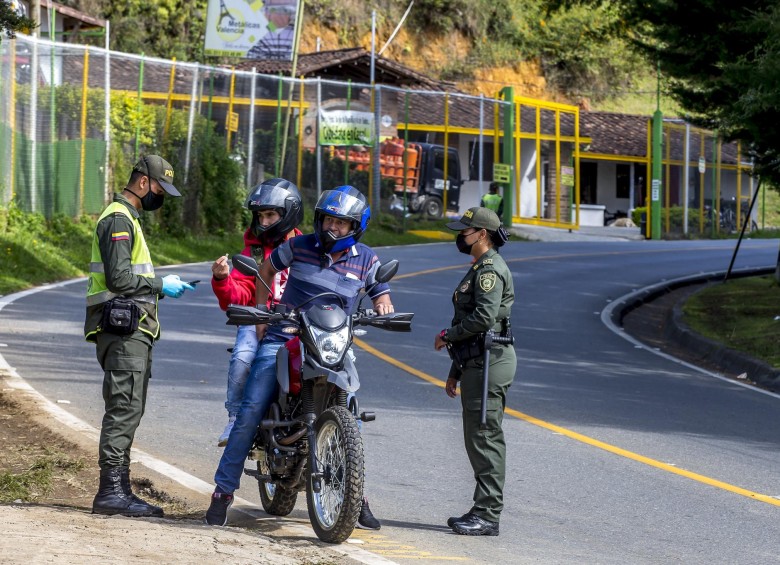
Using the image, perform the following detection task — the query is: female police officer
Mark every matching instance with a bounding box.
[434,206,516,536]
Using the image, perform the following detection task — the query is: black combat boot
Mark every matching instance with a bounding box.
[92,467,162,517]
[120,467,164,517]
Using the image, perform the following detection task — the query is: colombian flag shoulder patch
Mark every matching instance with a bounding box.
[111,231,130,241]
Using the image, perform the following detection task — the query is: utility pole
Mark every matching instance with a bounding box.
[650,59,663,240]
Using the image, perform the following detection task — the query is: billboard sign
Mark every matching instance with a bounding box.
[204,0,298,60]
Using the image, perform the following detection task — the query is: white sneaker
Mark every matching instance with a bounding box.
[217,416,236,447]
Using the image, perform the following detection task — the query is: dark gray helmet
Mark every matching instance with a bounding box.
[245,178,303,242]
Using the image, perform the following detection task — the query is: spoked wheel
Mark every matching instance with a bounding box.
[306,406,363,543]
[258,460,298,516]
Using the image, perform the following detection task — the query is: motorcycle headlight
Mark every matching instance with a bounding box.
[309,325,350,365]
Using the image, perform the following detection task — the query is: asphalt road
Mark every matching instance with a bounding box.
[2,238,780,564]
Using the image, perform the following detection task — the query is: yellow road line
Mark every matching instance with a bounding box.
[349,530,468,561]
[355,337,780,507]
[356,243,780,508]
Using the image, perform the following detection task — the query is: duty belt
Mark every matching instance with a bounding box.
[86,291,157,306]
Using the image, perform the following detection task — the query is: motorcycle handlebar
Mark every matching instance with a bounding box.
[353,310,414,332]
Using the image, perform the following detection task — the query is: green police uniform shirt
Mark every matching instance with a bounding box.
[445,248,514,379]
[84,194,164,342]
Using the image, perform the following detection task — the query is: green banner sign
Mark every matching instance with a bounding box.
[318,109,375,147]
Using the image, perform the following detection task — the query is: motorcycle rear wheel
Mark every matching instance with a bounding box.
[258,460,298,516]
[306,406,364,543]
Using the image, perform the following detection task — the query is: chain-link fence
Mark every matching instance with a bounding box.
[638,121,756,237]
[0,34,518,234]
[1,34,754,238]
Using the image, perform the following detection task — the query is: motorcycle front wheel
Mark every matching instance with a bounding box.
[257,460,298,516]
[306,406,364,543]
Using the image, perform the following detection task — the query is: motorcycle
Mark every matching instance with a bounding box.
[225,255,413,543]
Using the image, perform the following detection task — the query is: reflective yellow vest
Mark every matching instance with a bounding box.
[482,193,502,213]
[85,202,158,341]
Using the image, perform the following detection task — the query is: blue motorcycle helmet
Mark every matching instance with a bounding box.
[314,185,371,254]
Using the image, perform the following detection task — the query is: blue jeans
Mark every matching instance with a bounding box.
[214,339,283,494]
[225,325,258,417]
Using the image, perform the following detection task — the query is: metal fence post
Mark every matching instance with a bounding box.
[296,77,304,189]
[184,65,199,185]
[163,57,176,141]
[247,67,257,188]
[104,20,111,203]
[30,35,39,212]
[134,53,145,161]
[315,77,321,199]
[373,84,381,211]
[79,47,90,216]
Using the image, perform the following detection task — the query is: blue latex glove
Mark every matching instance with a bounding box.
[161,274,195,298]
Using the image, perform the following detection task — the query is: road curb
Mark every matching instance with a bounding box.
[608,266,780,392]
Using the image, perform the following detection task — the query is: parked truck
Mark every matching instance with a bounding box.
[335,139,462,218]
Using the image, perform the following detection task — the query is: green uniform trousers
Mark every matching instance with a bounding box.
[459,343,516,523]
[95,331,153,470]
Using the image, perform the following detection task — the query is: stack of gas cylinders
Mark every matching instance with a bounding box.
[330,138,420,190]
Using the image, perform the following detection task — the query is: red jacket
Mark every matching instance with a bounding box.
[211,228,301,311]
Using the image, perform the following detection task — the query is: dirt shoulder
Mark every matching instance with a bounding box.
[0,371,354,565]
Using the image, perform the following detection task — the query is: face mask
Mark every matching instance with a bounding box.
[140,180,165,211]
[456,232,476,255]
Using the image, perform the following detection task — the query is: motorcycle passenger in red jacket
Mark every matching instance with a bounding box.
[210,178,303,447]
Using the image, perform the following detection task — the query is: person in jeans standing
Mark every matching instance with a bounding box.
[211,178,303,446]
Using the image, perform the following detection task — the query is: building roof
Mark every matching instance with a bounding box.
[233,47,455,91]
[580,111,744,165]
[38,0,107,29]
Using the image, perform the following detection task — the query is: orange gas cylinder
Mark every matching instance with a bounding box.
[404,144,419,170]
[387,140,404,156]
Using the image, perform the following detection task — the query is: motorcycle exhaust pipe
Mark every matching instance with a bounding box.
[277,427,307,446]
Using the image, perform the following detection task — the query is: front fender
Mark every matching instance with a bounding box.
[302,353,360,393]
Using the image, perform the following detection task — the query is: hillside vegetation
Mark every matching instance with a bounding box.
[63,0,649,109]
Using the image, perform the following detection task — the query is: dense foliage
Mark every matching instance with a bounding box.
[0,0,36,41]
[552,0,780,186]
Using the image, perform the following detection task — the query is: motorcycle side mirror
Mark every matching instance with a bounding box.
[232,253,274,296]
[374,260,399,284]
[232,254,260,278]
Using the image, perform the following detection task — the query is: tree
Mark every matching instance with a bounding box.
[550,0,780,278]
[549,0,780,184]
[1,0,36,41]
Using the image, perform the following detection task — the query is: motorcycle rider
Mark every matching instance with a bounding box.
[206,185,392,530]
[210,178,303,446]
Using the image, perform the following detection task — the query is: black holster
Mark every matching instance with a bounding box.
[446,319,513,370]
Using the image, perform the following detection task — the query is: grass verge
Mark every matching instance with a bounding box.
[683,275,780,367]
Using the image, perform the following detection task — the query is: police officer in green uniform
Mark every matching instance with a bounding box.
[434,207,515,536]
[85,155,194,517]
